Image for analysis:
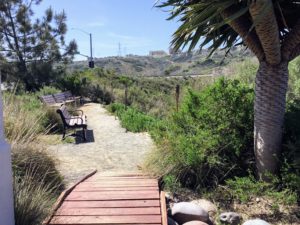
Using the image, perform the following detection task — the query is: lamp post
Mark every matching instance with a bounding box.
[0,68,15,225]
[72,28,94,68]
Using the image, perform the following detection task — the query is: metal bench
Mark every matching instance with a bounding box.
[40,91,81,106]
[39,95,61,107]
[56,104,87,141]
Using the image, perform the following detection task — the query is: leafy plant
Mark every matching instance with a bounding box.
[146,78,255,189]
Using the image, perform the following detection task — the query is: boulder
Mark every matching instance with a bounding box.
[242,219,270,225]
[171,202,209,224]
[183,221,209,225]
[219,212,241,225]
[190,199,217,218]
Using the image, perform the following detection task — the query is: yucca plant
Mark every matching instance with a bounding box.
[158,0,300,180]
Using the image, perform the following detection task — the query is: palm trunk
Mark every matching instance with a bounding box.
[254,61,288,179]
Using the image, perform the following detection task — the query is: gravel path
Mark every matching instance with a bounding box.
[46,103,155,185]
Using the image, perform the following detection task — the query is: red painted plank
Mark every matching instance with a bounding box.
[77,183,158,188]
[50,215,162,224]
[86,177,154,181]
[55,207,161,216]
[60,200,160,208]
[66,191,159,201]
[82,180,158,185]
[74,186,158,192]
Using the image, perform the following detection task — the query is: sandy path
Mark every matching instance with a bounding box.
[46,103,155,185]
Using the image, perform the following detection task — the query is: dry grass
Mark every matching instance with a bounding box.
[14,170,58,225]
[3,93,46,146]
[3,92,64,225]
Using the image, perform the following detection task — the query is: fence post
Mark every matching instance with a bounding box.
[175,84,180,112]
[0,70,15,225]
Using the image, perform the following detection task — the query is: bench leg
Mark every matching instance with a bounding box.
[82,128,87,141]
[62,126,66,140]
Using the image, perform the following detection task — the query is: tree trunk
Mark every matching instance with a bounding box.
[254,61,288,180]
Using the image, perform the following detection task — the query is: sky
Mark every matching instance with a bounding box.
[33,0,179,60]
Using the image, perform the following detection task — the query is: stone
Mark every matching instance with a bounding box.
[219,212,241,225]
[183,221,209,225]
[242,219,270,225]
[171,202,209,224]
[190,199,218,218]
[168,216,179,225]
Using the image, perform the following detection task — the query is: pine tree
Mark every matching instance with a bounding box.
[0,0,77,90]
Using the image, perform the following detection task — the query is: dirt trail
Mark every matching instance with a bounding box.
[46,103,155,185]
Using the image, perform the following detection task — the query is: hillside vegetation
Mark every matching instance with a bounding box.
[69,48,252,77]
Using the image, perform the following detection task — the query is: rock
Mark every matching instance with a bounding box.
[219,212,241,225]
[168,216,179,225]
[190,199,217,218]
[183,221,209,225]
[242,219,270,225]
[171,202,209,224]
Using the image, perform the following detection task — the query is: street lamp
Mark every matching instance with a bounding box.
[71,28,94,68]
[0,68,15,225]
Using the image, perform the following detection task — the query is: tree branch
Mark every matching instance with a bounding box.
[249,0,281,65]
[222,6,264,62]
[281,19,300,62]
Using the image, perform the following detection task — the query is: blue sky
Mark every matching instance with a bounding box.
[33,0,179,60]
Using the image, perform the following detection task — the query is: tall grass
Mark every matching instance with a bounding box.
[14,171,58,225]
[3,91,64,225]
[3,93,46,146]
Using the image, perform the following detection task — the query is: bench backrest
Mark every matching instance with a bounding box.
[63,91,73,99]
[56,104,72,125]
[53,92,66,103]
[40,95,56,105]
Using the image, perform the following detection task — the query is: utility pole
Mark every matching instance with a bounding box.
[118,42,122,57]
[89,33,94,68]
[72,28,94,68]
[0,69,15,225]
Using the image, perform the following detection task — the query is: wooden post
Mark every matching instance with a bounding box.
[0,70,15,225]
[175,84,180,112]
[124,84,128,106]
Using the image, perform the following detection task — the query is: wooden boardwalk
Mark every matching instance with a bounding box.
[45,171,167,225]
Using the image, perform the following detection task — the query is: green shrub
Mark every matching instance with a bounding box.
[224,176,297,205]
[146,78,255,189]
[108,103,157,132]
[36,86,61,96]
[231,58,258,86]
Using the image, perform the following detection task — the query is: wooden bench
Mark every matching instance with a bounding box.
[56,104,87,141]
[39,95,61,107]
[40,91,81,106]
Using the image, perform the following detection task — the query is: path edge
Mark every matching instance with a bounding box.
[42,169,97,225]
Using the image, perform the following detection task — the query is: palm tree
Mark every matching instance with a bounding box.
[158,0,300,180]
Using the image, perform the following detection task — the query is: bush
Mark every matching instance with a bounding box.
[3,93,46,145]
[224,176,297,205]
[35,86,61,96]
[12,145,64,192]
[146,78,255,189]
[14,171,58,225]
[4,92,64,225]
[108,103,157,132]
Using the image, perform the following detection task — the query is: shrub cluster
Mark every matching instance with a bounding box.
[147,78,255,189]
[108,103,157,132]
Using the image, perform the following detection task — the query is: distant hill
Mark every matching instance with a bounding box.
[69,48,253,77]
